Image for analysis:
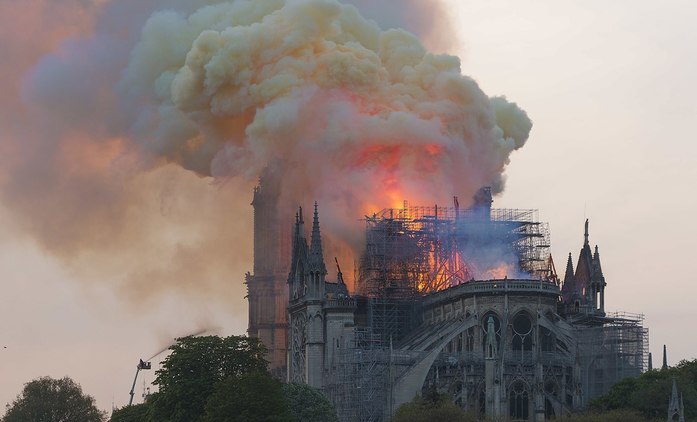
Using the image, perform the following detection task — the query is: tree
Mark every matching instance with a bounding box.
[590,359,697,420]
[147,335,268,422]
[563,409,659,422]
[391,390,475,422]
[282,383,338,422]
[3,376,106,422]
[109,403,150,422]
[202,372,292,422]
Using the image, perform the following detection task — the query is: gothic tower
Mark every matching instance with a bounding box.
[285,202,357,400]
[246,168,291,377]
[288,204,328,387]
[561,220,607,315]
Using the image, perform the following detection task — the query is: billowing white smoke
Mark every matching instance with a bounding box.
[1,0,531,300]
[121,0,531,247]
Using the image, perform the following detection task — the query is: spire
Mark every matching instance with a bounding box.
[298,206,305,239]
[671,377,679,403]
[288,207,308,286]
[584,218,589,246]
[311,202,322,254]
[309,202,327,273]
[564,253,575,285]
[668,377,685,422]
[574,219,594,298]
[592,245,605,280]
[662,345,668,370]
[561,253,576,303]
[292,211,300,254]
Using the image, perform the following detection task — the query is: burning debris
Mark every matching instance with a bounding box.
[356,188,555,298]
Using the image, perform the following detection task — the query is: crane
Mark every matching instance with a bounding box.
[128,359,152,406]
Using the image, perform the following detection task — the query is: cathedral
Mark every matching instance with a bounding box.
[246,177,648,421]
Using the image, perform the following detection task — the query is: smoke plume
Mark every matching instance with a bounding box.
[0,0,531,302]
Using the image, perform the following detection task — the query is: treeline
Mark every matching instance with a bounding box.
[389,393,660,422]
[390,360,697,422]
[5,341,694,422]
[588,358,697,420]
[111,336,338,422]
[2,335,338,422]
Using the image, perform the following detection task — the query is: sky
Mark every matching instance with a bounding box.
[1,0,696,415]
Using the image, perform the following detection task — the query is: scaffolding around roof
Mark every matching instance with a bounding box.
[576,311,649,404]
[320,196,647,421]
[356,201,555,297]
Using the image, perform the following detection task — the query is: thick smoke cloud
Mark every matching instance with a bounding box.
[0,0,531,301]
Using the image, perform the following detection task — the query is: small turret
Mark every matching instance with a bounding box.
[584,218,589,247]
[561,254,575,295]
[667,377,685,422]
[592,246,604,278]
[298,206,305,239]
[309,202,327,275]
[591,244,606,313]
[288,206,310,300]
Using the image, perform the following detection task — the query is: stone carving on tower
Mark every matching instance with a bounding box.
[290,309,307,383]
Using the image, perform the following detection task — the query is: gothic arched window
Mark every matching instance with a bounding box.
[540,326,555,352]
[509,381,529,420]
[511,312,533,352]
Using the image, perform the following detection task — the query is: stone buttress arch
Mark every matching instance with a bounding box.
[391,315,478,410]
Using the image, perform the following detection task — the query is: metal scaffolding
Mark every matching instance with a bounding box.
[356,202,553,297]
[318,196,647,421]
[326,328,389,422]
[368,298,417,345]
[576,312,649,403]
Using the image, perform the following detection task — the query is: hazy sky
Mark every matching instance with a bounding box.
[1,0,696,414]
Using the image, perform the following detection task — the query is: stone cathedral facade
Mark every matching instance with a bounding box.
[247,178,648,421]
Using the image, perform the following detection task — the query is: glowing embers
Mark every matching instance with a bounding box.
[355,202,551,297]
[357,204,475,296]
[481,262,517,280]
[415,245,473,293]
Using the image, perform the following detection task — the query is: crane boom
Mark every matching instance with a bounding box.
[128,359,152,406]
